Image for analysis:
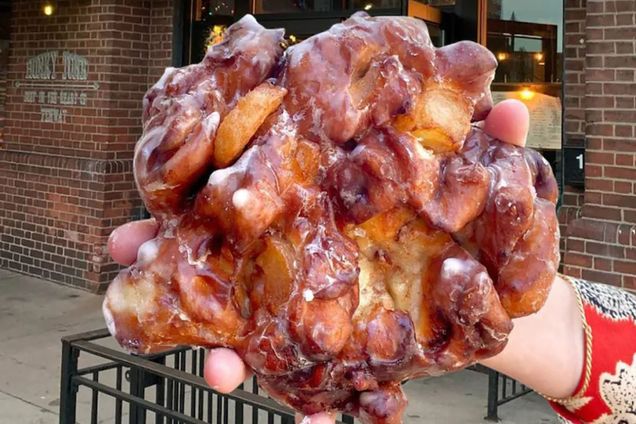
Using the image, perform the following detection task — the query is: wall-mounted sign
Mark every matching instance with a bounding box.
[491,91,562,150]
[15,50,98,123]
[564,146,585,188]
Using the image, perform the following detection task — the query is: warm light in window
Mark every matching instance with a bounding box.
[43,2,54,16]
[519,87,535,100]
[364,3,373,10]
[534,52,544,61]
[496,52,508,61]
[207,25,227,47]
[212,25,225,35]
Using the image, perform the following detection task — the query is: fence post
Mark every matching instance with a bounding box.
[59,338,79,424]
[129,367,147,424]
[485,369,500,422]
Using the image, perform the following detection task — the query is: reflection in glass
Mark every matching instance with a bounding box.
[427,22,444,47]
[415,0,455,5]
[195,0,235,19]
[487,0,563,84]
[254,0,338,14]
[486,0,564,155]
[352,0,401,10]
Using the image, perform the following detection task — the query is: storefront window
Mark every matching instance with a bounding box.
[487,0,563,85]
[486,0,563,162]
[196,0,235,18]
[254,0,342,14]
[351,0,401,11]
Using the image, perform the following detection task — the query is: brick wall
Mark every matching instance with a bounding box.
[0,0,174,292]
[559,0,587,256]
[0,4,10,143]
[561,0,636,290]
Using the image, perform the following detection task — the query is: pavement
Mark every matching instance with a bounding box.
[0,269,558,424]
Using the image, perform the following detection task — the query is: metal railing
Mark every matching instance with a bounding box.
[60,328,354,424]
[60,329,530,423]
[470,365,532,421]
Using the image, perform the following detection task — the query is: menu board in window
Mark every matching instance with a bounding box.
[492,91,562,150]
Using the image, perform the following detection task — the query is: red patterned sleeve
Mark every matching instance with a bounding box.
[547,276,636,423]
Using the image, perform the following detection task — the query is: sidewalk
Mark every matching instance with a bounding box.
[0,269,558,424]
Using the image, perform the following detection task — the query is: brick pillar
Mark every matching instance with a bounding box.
[0,5,9,142]
[0,0,174,292]
[561,0,636,290]
[559,0,587,256]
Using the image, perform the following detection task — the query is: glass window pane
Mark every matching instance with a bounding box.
[254,0,341,14]
[487,0,563,153]
[351,0,401,11]
[195,0,235,20]
[416,0,455,5]
[487,0,563,83]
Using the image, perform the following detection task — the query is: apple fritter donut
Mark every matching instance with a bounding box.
[104,13,559,424]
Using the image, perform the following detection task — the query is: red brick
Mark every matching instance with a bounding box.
[587,14,616,27]
[586,240,625,258]
[586,68,615,81]
[603,27,636,40]
[614,125,634,138]
[603,82,636,95]
[616,13,635,25]
[614,260,636,275]
[568,219,606,240]
[604,110,636,122]
[615,181,633,194]
[563,265,583,279]
[615,0,636,12]
[602,193,636,208]
[585,164,603,177]
[586,151,614,164]
[615,40,635,54]
[565,252,594,267]
[625,210,636,224]
[605,56,636,68]
[586,178,614,191]
[623,275,636,290]
[582,269,622,286]
[603,139,636,152]
[583,205,621,221]
[605,166,636,180]
[567,238,586,252]
[594,257,613,271]
[586,96,613,108]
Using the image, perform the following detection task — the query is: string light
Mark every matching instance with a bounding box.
[496,52,508,61]
[534,52,544,61]
[364,3,373,10]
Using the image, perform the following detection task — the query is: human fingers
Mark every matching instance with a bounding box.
[482,99,530,147]
[203,348,253,393]
[107,219,159,266]
[295,412,336,424]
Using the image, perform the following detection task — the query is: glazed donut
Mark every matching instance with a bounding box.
[103,13,559,424]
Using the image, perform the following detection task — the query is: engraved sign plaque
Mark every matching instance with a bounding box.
[17,50,98,123]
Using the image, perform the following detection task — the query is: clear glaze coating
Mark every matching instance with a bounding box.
[104,13,559,424]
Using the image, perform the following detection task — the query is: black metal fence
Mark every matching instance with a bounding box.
[60,329,530,424]
[470,365,532,421]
